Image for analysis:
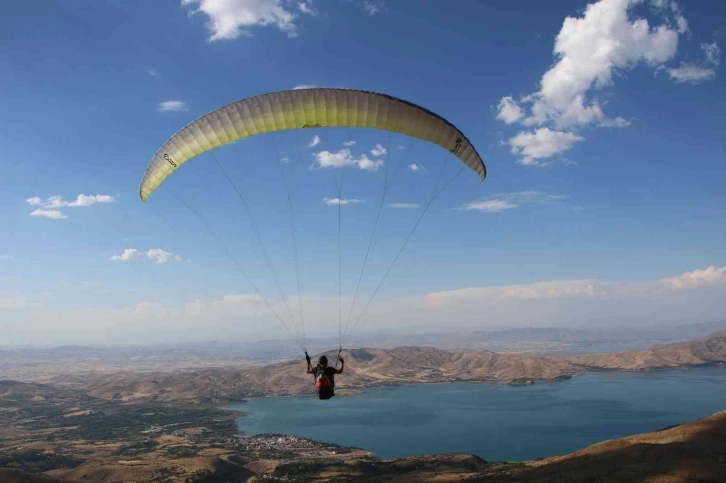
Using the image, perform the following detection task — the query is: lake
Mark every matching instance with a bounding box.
[226,366,726,461]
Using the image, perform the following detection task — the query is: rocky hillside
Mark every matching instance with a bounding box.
[51,332,726,403]
[567,330,726,370]
[2,377,725,482]
[52,346,581,403]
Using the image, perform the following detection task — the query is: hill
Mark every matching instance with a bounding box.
[53,347,582,403]
[1,379,725,482]
[52,331,726,403]
[566,330,726,370]
[5,320,726,382]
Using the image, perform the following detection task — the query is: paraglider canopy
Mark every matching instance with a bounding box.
[139,87,487,355]
[139,88,486,201]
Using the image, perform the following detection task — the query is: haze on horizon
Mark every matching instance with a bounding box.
[1,0,725,347]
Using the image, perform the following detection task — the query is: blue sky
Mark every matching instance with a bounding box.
[1,0,725,347]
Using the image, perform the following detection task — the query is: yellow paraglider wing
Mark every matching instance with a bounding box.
[140,88,486,201]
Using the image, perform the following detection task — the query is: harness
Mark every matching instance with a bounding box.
[314,365,333,388]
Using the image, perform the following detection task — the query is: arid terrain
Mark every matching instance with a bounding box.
[2,378,725,482]
[4,320,724,382]
[40,330,726,403]
[2,331,726,482]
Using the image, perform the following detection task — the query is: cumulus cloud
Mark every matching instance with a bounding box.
[342,140,356,147]
[147,249,184,264]
[650,0,688,34]
[323,197,363,206]
[0,296,28,309]
[661,265,726,289]
[507,128,584,166]
[147,67,159,77]
[362,0,384,16]
[408,163,422,171]
[461,200,518,213]
[111,248,184,264]
[371,143,387,156]
[280,156,292,163]
[461,191,572,212]
[297,1,314,15]
[499,0,680,129]
[27,194,115,208]
[389,203,420,209]
[664,42,721,84]
[308,134,321,148]
[703,43,721,66]
[425,279,599,307]
[182,0,314,40]
[493,0,704,166]
[30,209,68,220]
[26,194,115,219]
[293,84,316,90]
[496,96,524,124]
[6,264,726,345]
[110,249,145,262]
[157,100,188,112]
[665,65,717,84]
[312,149,384,171]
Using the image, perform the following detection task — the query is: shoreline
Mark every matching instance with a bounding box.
[219,365,723,462]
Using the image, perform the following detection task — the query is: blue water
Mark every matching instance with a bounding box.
[227,367,726,461]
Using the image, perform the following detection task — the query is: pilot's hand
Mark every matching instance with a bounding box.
[305,353,311,364]
[339,357,344,364]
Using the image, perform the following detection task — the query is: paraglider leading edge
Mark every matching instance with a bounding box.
[139,88,487,202]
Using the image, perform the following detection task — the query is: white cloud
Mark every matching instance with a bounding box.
[389,203,420,209]
[6,264,726,345]
[702,43,721,66]
[110,249,145,262]
[30,209,68,220]
[664,42,720,84]
[495,0,693,162]
[323,197,363,206]
[280,156,292,163]
[661,265,726,289]
[342,140,356,147]
[426,279,599,307]
[293,84,316,90]
[308,134,321,148]
[362,0,384,16]
[371,143,387,156]
[157,100,188,112]
[0,296,27,309]
[57,194,115,208]
[111,248,184,264]
[182,0,310,40]
[147,249,184,264]
[496,96,524,124]
[357,157,383,171]
[502,0,680,129]
[462,200,518,213]
[507,128,584,166]
[26,194,115,218]
[650,0,688,34]
[298,1,314,14]
[312,149,384,171]
[147,67,159,77]
[408,163,422,171]
[209,293,264,310]
[461,191,572,213]
[665,65,717,84]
